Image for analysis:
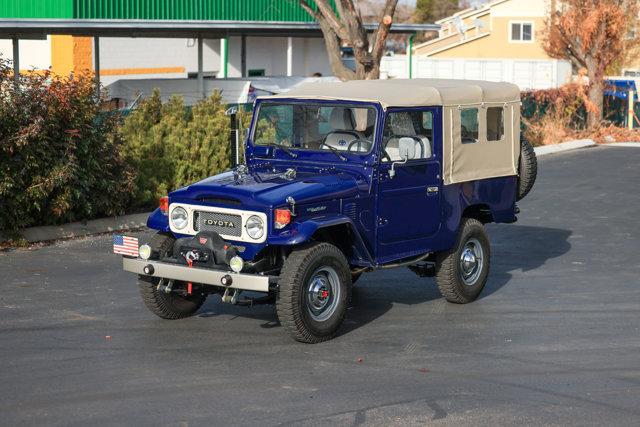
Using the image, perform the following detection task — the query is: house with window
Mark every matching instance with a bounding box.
[414,0,550,59]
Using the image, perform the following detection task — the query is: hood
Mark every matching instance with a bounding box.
[169,165,362,208]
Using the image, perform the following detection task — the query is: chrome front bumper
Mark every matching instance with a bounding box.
[122,257,271,292]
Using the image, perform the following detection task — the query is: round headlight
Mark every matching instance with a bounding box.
[139,244,152,260]
[229,255,244,273]
[245,215,264,239]
[170,206,188,230]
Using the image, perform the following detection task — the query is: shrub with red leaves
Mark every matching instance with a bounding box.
[0,57,135,234]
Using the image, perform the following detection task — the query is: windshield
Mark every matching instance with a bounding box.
[253,102,378,155]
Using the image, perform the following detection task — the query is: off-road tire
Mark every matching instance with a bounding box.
[138,232,206,319]
[435,218,491,304]
[517,137,537,201]
[276,242,352,343]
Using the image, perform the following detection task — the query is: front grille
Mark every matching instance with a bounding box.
[193,211,242,237]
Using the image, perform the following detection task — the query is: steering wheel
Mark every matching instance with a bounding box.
[347,138,372,153]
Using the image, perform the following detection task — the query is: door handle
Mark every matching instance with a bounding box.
[427,186,439,195]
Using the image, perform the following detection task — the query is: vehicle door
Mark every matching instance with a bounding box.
[376,107,442,260]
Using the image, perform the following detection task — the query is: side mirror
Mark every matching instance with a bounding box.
[398,137,416,161]
[389,137,415,178]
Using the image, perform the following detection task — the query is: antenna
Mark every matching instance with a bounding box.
[454,16,466,38]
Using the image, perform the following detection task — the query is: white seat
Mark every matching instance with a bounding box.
[385,136,430,161]
[323,108,362,151]
[383,112,432,161]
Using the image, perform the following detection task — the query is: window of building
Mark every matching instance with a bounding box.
[460,108,479,143]
[510,22,533,42]
[486,107,504,141]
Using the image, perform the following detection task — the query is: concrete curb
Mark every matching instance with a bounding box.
[534,139,596,156]
[13,212,152,243]
[603,142,640,148]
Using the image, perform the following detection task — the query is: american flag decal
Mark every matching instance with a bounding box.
[113,235,139,257]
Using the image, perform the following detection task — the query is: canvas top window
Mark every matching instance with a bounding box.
[486,107,504,141]
[460,108,479,144]
[511,22,533,42]
[253,102,377,155]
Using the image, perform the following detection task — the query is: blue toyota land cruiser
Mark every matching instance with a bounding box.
[120,79,537,343]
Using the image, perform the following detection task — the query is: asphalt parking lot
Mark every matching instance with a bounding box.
[1,145,640,426]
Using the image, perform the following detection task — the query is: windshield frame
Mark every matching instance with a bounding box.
[248,98,382,163]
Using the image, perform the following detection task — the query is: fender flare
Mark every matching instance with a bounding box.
[147,207,170,232]
[269,214,374,266]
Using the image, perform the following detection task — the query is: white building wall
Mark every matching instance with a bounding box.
[98,37,224,85]
[0,37,52,70]
[381,55,572,90]
[1,34,332,82]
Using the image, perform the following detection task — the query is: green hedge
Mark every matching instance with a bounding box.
[121,89,240,209]
[0,54,253,237]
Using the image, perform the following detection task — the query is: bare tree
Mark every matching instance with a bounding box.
[299,0,399,80]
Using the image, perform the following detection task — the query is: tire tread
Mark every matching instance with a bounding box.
[436,218,490,304]
[276,242,351,344]
[137,232,205,320]
[517,138,538,201]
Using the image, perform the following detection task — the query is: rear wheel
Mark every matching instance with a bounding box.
[138,232,206,319]
[276,242,351,343]
[435,218,490,304]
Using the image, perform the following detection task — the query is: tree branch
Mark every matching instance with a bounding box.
[301,0,349,41]
[371,0,399,62]
[299,0,355,80]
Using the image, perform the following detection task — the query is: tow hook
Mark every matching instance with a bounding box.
[221,288,241,304]
[157,278,174,293]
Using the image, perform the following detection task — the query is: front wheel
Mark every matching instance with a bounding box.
[276,242,352,343]
[138,232,206,319]
[435,218,491,304]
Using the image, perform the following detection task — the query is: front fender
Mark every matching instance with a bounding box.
[147,208,170,232]
[269,214,374,266]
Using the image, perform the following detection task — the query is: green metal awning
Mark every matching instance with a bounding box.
[0,19,439,38]
[0,1,438,37]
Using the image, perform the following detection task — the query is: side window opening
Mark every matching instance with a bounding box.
[382,110,434,162]
[460,108,479,144]
[486,107,504,141]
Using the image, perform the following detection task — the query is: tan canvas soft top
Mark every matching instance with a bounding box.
[260,78,522,186]
[262,78,520,108]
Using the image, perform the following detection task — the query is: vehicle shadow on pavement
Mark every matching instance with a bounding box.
[339,225,572,337]
[194,225,572,337]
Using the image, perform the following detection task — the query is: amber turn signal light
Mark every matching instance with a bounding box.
[274,208,292,229]
[159,196,169,215]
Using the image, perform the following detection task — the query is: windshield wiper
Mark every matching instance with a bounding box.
[271,143,298,158]
[319,142,347,162]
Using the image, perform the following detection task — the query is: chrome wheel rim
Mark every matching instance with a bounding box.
[306,266,341,322]
[459,238,483,286]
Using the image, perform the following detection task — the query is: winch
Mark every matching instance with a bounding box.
[172,231,238,268]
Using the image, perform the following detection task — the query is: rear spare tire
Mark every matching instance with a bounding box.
[517,137,537,201]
